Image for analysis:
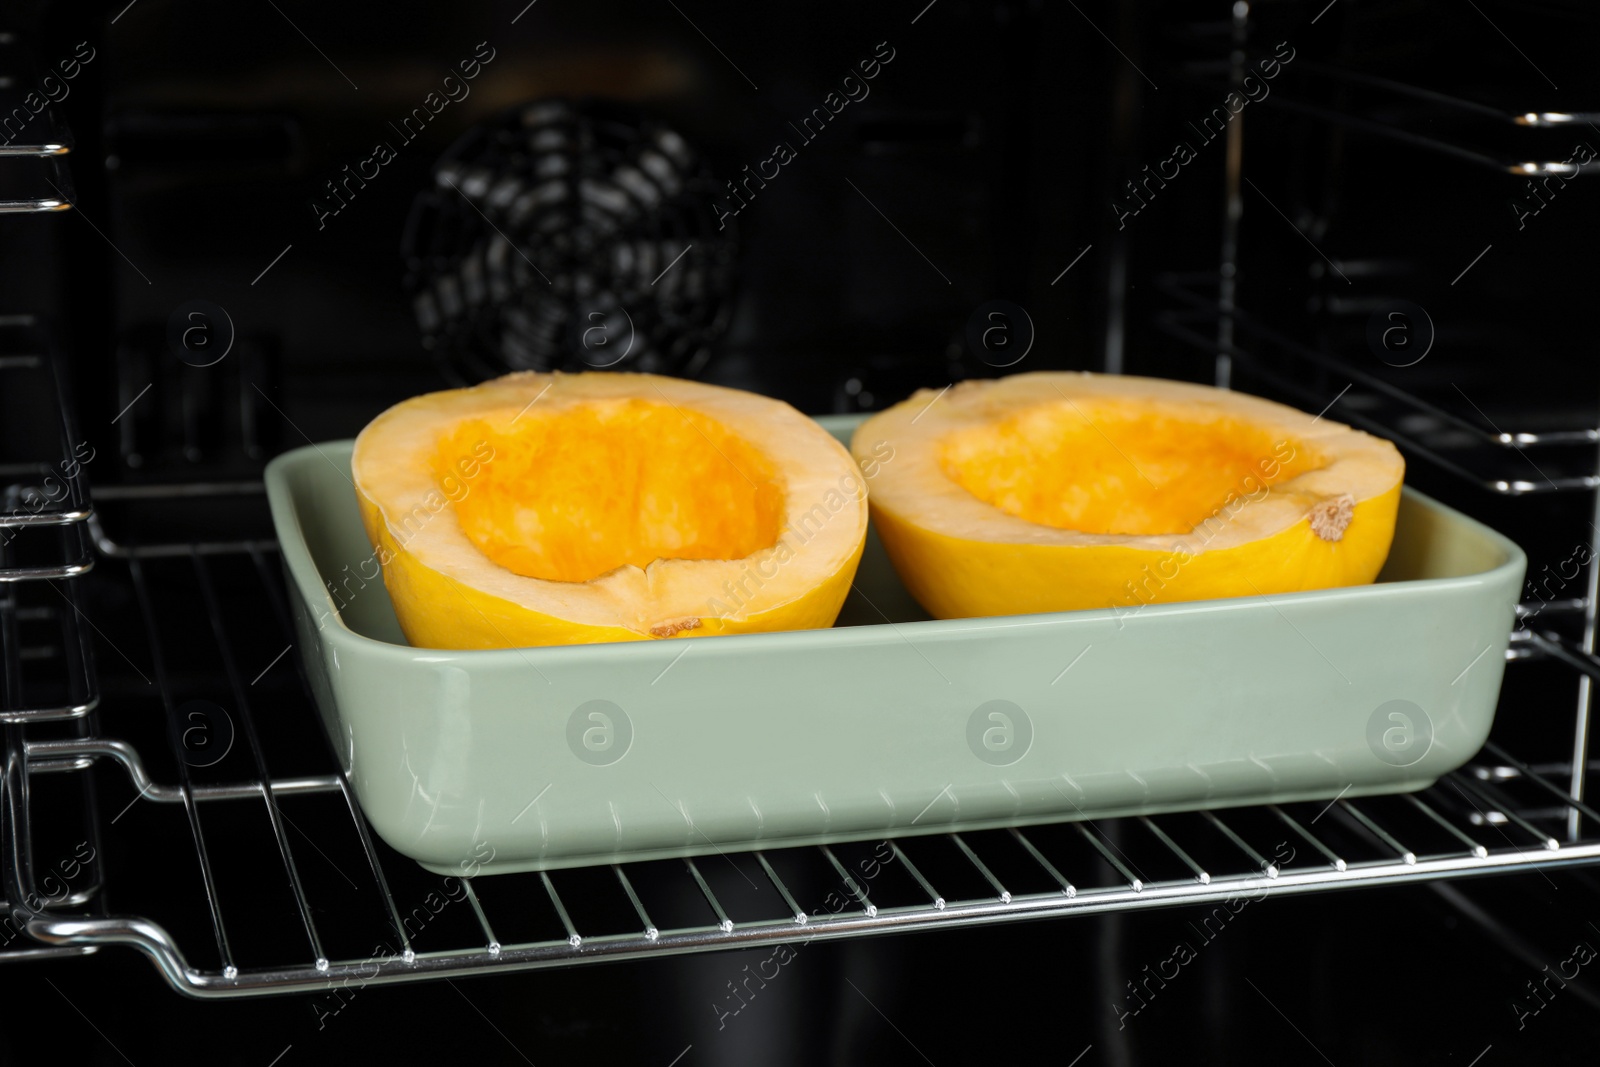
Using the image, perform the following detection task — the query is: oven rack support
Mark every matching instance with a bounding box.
[0,310,106,964]
[0,34,106,960]
[0,318,98,584]
[0,31,72,151]
[1178,56,1600,179]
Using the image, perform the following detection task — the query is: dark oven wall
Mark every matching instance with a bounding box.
[24,0,1130,469]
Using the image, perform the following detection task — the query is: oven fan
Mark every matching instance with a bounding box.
[401,99,738,382]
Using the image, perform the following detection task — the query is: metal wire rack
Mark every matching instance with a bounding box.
[1152,272,1600,495]
[1178,56,1600,178]
[0,32,74,164]
[1,461,1598,997]
[1,319,105,966]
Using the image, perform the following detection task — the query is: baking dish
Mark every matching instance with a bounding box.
[265,415,1526,875]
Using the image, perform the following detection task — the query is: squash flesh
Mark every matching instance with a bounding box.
[852,372,1405,619]
[941,400,1323,536]
[437,401,786,584]
[353,372,866,648]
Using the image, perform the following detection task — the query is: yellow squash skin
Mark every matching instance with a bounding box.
[852,372,1405,620]
[357,489,864,648]
[869,483,1401,619]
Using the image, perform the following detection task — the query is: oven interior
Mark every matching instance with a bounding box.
[4,0,1600,1061]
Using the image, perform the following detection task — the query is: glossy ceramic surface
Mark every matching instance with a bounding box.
[265,416,1526,874]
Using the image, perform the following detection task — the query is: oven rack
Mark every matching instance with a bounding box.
[1283,60,1600,133]
[1,317,97,587]
[0,320,99,726]
[17,755,1600,1000]
[0,31,73,161]
[1153,271,1600,494]
[0,29,74,217]
[0,152,73,215]
[3,478,1600,997]
[1183,69,1600,179]
[0,320,105,964]
[1176,27,1600,179]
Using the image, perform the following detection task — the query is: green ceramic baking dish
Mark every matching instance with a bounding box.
[264,415,1526,875]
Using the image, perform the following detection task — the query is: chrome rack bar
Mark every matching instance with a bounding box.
[22,738,340,802]
[1482,741,1600,825]
[748,857,800,921]
[1289,59,1600,127]
[1203,811,1278,876]
[192,554,328,971]
[1526,632,1600,682]
[1516,599,1588,619]
[682,859,733,932]
[246,543,417,962]
[1292,60,1568,123]
[540,871,581,946]
[71,708,108,938]
[1140,817,1210,883]
[1269,805,1345,872]
[0,551,93,582]
[2,885,97,909]
[1076,824,1143,892]
[1,735,104,932]
[0,506,92,529]
[26,756,92,774]
[1008,828,1076,896]
[0,155,75,213]
[0,138,72,158]
[337,775,413,961]
[0,196,70,214]
[819,846,876,917]
[889,841,946,909]
[126,558,237,977]
[171,777,340,801]
[1403,794,1489,859]
[1337,801,1417,865]
[0,586,96,724]
[0,943,96,963]
[613,865,660,939]
[1,379,96,578]
[1449,774,1561,852]
[949,834,1010,903]
[1239,83,1594,177]
[0,67,74,158]
[461,879,501,954]
[1572,460,1600,842]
